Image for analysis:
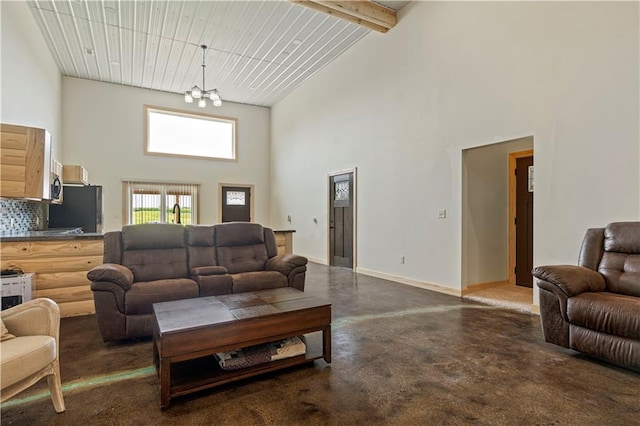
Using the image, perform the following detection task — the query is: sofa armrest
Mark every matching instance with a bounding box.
[1,298,60,340]
[191,266,228,276]
[87,263,134,291]
[532,265,605,297]
[266,254,308,276]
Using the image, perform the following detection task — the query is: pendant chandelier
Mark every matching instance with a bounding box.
[184,45,222,108]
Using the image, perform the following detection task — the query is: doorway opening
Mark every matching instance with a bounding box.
[461,137,534,312]
[218,183,254,223]
[327,168,357,269]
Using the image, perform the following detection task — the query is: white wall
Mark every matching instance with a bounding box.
[62,77,271,232]
[271,1,639,294]
[0,1,62,160]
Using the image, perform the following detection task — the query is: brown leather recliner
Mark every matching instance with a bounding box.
[88,222,307,342]
[532,222,640,370]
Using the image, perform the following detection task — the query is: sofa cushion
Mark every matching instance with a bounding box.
[186,225,215,246]
[599,253,640,297]
[122,223,185,250]
[604,222,640,254]
[217,245,268,274]
[0,335,55,388]
[186,225,217,270]
[231,271,288,293]
[567,292,640,340]
[123,248,189,282]
[1,318,15,341]
[124,278,199,315]
[215,222,264,247]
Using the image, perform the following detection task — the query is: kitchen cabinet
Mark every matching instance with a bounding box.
[63,165,89,185]
[0,124,51,199]
[274,230,294,255]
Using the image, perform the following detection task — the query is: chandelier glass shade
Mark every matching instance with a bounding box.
[184,45,222,108]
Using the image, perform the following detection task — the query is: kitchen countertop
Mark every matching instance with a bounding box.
[1,227,295,242]
[0,228,104,242]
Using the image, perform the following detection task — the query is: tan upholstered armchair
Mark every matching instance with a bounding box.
[0,298,65,413]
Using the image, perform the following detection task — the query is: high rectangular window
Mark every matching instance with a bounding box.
[144,105,237,160]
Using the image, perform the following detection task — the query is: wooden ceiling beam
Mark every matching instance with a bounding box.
[289,1,397,33]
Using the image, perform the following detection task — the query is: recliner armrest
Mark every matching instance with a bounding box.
[191,266,228,276]
[532,265,605,297]
[266,254,308,276]
[87,263,134,290]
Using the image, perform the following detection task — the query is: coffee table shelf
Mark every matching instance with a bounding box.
[169,332,323,398]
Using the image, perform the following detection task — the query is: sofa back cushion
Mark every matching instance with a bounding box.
[598,222,640,297]
[214,222,268,273]
[185,225,217,271]
[103,231,123,264]
[121,224,188,282]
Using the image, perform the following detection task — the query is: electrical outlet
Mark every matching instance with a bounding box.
[400,255,405,264]
[438,209,447,219]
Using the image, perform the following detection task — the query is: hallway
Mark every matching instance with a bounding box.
[463,283,533,313]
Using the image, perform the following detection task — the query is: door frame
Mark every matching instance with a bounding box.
[508,150,534,285]
[327,167,357,269]
[218,183,254,223]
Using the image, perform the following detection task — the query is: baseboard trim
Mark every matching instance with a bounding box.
[356,267,461,297]
[530,304,540,315]
[306,256,327,266]
[462,280,509,295]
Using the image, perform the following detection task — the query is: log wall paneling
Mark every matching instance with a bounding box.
[274,231,294,255]
[0,239,104,318]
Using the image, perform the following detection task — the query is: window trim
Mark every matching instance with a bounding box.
[143,105,238,161]
[122,179,200,226]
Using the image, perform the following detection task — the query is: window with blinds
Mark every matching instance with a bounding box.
[122,181,199,225]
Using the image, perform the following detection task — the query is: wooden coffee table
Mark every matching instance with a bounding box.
[152,287,331,409]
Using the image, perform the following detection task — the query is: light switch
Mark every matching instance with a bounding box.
[438,209,447,219]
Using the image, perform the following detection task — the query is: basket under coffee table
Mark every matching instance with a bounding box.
[152,287,332,409]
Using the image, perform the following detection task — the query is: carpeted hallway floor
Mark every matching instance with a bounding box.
[2,263,639,425]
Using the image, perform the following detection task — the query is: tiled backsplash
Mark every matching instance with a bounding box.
[0,198,45,233]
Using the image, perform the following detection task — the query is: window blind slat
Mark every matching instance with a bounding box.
[123,180,200,225]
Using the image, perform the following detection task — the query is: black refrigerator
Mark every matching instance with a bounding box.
[49,185,103,233]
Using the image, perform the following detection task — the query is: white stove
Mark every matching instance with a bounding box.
[1,273,34,310]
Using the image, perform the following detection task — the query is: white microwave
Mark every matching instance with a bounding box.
[50,173,63,202]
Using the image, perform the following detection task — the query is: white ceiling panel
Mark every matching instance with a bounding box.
[26,0,408,107]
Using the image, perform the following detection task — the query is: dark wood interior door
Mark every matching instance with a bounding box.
[329,173,353,268]
[221,186,251,222]
[515,156,534,287]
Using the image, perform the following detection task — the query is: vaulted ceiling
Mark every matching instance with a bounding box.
[27,0,408,107]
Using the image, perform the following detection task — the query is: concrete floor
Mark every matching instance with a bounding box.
[2,263,639,425]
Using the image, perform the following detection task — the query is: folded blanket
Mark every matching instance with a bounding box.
[215,336,306,370]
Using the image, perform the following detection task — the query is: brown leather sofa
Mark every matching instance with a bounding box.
[88,222,307,342]
[532,222,640,370]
